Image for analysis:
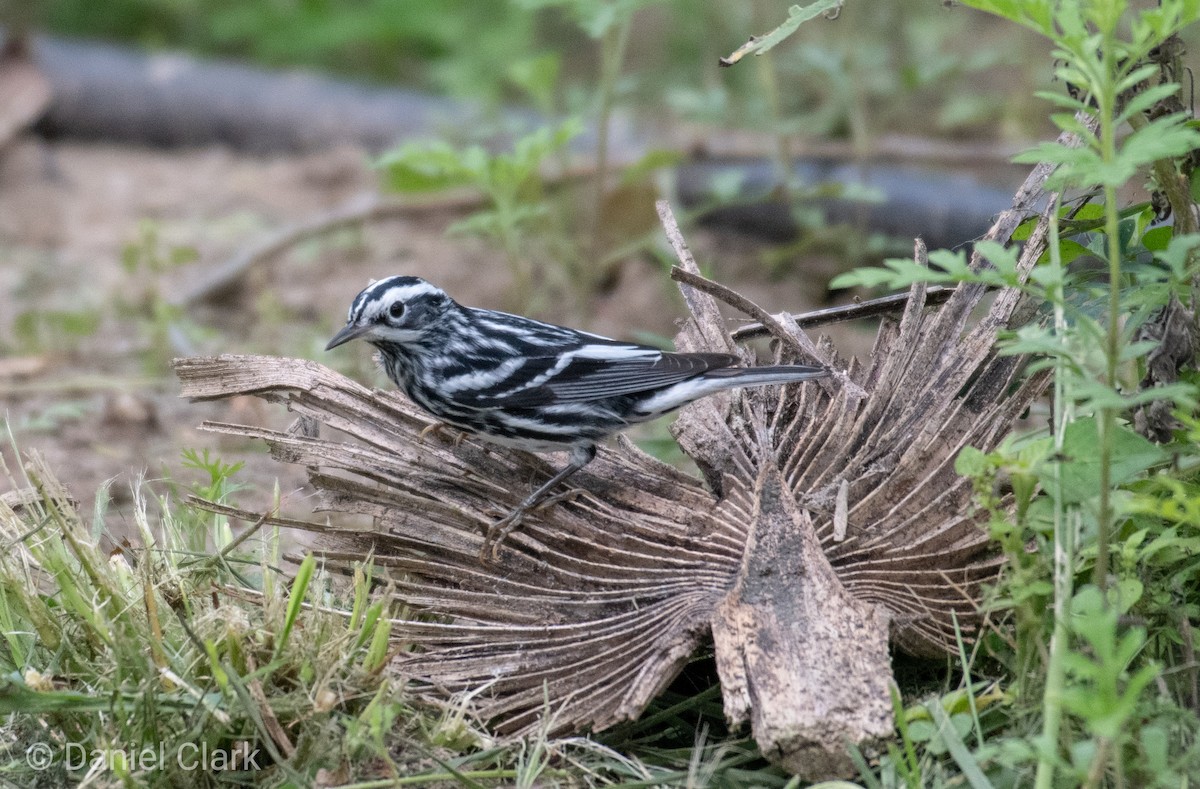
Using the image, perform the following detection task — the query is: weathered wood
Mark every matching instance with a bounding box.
[711,465,891,779]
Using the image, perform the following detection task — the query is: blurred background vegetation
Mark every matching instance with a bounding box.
[38,0,1052,142]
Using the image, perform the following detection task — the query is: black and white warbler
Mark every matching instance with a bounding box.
[326,276,830,556]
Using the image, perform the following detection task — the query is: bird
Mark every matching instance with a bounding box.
[326,276,830,557]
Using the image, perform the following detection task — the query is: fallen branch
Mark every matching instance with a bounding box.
[177,163,604,307]
[173,191,480,307]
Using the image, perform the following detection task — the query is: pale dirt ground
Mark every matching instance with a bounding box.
[0,137,874,543]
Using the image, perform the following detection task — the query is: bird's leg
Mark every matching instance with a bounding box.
[482,445,597,561]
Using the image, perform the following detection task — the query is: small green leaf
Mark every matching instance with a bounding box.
[957,0,1056,35]
[1153,232,1200,279]
[1011,215,1038,242]
[1114,577,1144,614]
[955,446,990,477]
[906,719,935,743]
[1115,81,1183,125]
[363,612,393,673]
[1141,225,1173,253]
[1053,417,1168,502]
[1141,725,1170,773]
[1038,238,1091,266]
[721,0,842,63]
[1121,115,1200,167]
[276,553,316,658]
[507,52,560,113]
[1072,203,1106,222]
[377,140,477,193]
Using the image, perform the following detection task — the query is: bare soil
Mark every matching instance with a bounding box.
[0,136,868,540]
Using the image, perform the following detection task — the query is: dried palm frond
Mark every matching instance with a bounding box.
[176,152,1062,777]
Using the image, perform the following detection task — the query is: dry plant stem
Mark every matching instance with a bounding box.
[653,199,737,353]
[671,266,810,359]
[177,192,398,306]
[242,651,297,758]
[0,488,49,512]
[730,286,956,339]
[175,192,444,306]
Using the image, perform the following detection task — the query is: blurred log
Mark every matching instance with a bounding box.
[23,34,1013,248]
[674,156,1016,248]
[28,34,502,153]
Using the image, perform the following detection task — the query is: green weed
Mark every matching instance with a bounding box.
[835,0,1200,784]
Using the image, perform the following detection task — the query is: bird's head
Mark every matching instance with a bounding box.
[325,276,454,350]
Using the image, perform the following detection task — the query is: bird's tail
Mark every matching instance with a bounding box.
[635,364,830,416]
[706,364,830,388]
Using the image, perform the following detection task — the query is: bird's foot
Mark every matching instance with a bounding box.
[418,421,467,446]
[480,508,527,562]
[479,488,586,561]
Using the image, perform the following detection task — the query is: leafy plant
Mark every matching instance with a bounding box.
[378,118,583,305]
[116,219,208,373]
[11,309,101,355]
[835,1,1200,785]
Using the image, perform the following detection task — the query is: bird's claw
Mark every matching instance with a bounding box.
[480,509,526,562]
[419,422,467,446]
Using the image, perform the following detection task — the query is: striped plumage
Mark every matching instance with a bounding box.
[326,276,830,556]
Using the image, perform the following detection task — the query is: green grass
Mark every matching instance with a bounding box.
[0,441,803,786]
[0,442,423,786]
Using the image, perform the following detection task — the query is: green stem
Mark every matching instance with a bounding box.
[1035,510,1078,789]
[1034,205,1074,789]
[755,44,792,195]
[1095,28,1122,595]
[496,193,531,307]
[589,6,633,271]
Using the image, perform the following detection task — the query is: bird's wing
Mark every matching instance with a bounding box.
[463,345,740,408]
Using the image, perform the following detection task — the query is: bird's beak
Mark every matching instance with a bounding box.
[325,322,372,351]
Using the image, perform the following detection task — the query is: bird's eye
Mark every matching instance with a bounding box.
[388,302,406,321]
